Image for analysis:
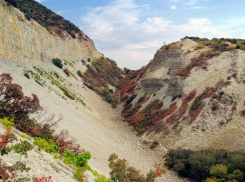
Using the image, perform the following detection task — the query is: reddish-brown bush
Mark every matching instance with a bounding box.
[0,73,42,131]
[63,68,70,77]
[52,130,84,154]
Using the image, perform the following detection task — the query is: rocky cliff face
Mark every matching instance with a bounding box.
[0,0,102,63]
[140,49,184,94]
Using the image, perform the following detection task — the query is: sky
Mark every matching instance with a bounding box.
[35,0,245,70]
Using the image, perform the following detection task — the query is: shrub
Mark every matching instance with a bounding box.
[0,117,15,130]
[74,151,91,167]
[150,140,159,149]
[0,127,35,181]
[52,58,63,69]
[52,130,84,154]
[195,45,205,50]
[77,70,82,78]
[63,150,91,167]
[53,71,60,78]
[74,167,85,181]
[63,90,75,100]
[33,137,61,153]
[108,153,165,182]
[126,94,137,105]
[84,83,95,91]
[0,73,42,132]
[20,133,29,139]
[81,60,86,65]
[63,68,70,77]
[210,164,227,181]
[23,72,30,79]
[94,174,108,182]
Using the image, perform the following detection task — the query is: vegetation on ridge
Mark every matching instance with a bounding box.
[4,0,88,40]
[176,37,245,78]
[81,57,124,108]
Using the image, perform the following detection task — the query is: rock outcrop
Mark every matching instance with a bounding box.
[140,49,184,94]
[0,0,102,63]
[150,49,184,72]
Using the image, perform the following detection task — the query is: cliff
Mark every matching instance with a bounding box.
[140,49,184,94]
[0,0,102,63]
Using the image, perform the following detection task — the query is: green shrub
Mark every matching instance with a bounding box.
[24,72,30,79]
[20,133,29,139]
[84,83,95,91]
[210,164,227,181]
[63,150,76,164]
[74,167,85,181]
[126,94,137,105]
[0,117,15,130]
[195,45,205,50]
[52,58,63,69]
[63,90,75,100]
[33,137,61,153]
[74,151,91,167]
[77,70,82,78]
[94,175,107,182]
[63,150,91,167]
[25,13,31,21]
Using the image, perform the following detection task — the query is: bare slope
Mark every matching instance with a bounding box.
[119,38,245,152]
[0,59,191,181]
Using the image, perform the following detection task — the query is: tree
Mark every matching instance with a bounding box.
[228,169,243,182]
[210,164,227,182]
[188,153,216,180]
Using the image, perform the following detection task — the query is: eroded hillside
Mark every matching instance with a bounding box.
[118,37,245,152]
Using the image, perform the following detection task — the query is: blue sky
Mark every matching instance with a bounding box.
[35,0,245,69]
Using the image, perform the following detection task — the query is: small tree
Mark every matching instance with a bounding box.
[210,164,227,181]
[52,58,63,69]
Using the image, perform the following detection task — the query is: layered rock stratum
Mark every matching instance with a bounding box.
[0,0,102,63]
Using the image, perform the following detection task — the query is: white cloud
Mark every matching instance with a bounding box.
[183,0,198,6]
[55,11,63,15]
[35,0,47,2]
[80,0,245,69]
[170,6,176,9]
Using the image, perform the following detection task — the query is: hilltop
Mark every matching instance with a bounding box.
[118,37,245,151]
